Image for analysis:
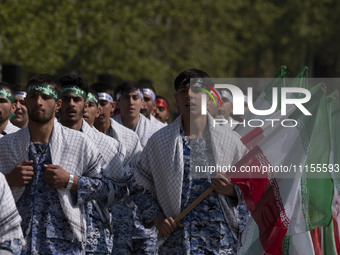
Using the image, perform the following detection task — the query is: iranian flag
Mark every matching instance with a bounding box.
[237,66,308,139]
[282,89,340,255]
[281,87,336,255]
[324,90,340,254]
[230,76,335,255]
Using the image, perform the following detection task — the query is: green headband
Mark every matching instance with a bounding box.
[86,92,98,107]
[27,83,59,101]
[61,85,87,100]
[0,88,15,103]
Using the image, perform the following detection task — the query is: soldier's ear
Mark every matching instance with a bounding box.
[110,101,116,115]
[55,99,62,112]
[10,103,16,113]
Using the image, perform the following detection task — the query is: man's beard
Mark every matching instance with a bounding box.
[28,109,54,124]
[0,113,10,125]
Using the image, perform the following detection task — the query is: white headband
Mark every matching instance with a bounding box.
[14,91,27,98]
[137,89,144,100]
[98,92,114,103]
[116,89,144,100]
[143,88,156,101]
[221,90,233,104]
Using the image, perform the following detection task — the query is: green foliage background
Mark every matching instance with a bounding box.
[1,0,339,114]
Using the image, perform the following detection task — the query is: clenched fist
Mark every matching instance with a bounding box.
[44,164,70,189]
[5,160,34,187]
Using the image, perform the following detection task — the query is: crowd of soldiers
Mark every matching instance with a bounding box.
[0,68,249,255]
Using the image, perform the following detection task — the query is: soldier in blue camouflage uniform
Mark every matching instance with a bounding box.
[1,74,115,254]
[130,69,250,254]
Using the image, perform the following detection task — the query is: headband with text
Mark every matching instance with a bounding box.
[14,91,27,98]
[61,85,87,101]
[0,88,14,103]
[86,92,99,107]
[143,88,156,101]
[116,89,144,101]
[27,84,59,101]
[98,92,114,103]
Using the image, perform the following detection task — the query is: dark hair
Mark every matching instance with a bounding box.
[174,68,210,91]
[0,82,13,93]
[27,74,61,97]
[12,83,27,93]
[114,80,139,100]
[91,82,115,99]
[87,86,99,101]
[59,73,89,95]
[138,78,156,94]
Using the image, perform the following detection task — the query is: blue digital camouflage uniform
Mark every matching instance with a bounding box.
[85,200,113,254]
[132,127,250,254]
[81,121,127,254]
[17,143,109,255]
[107,121,157,255]
[0,239,22,255]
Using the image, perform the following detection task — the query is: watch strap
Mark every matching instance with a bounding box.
[66,174,74,190]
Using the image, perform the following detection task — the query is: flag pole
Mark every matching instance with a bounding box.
[157,186,214,239]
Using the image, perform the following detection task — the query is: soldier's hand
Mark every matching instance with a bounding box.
[5,160,34,187]
[211,174,236,197]
[153,215,183,236]
[44,164,70,189]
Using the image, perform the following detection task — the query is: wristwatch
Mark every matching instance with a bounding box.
[66,174,74,190]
